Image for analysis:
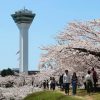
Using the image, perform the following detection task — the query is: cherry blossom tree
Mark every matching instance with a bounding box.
[39,19,100,78]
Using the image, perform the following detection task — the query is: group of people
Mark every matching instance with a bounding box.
[42,67,98,96]
[62,70,77,95]
[59,67,98,95]
[84,68,98,94]
[43,77,56,90]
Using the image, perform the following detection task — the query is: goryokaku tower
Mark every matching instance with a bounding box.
[11,9,35,73]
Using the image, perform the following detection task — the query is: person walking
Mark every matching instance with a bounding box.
[59,74,64,91]
[52,77,56,90]
[63,70,71,95]
[71,72,78,95]
[43,80,46,89]
[46,80,49,89]
[82,76,86,90]
[85,70,93,95]
[91,67,98,92]
[48,77,52,90]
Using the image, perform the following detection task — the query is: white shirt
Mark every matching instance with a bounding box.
[85,74,93,83]
[63,73,71,83]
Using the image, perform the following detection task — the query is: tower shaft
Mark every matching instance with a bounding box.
[18,23,30,73]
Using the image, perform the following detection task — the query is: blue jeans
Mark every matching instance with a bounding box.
[72,81,77,95]
[64,83,70,94]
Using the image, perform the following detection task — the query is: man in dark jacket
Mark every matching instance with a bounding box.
[91,67,98,92]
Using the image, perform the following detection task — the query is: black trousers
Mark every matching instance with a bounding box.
[86,80,93,94]
[93,80,97,92]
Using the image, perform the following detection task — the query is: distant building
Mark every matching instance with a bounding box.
[28,70,40,75]
[12,68,40,75]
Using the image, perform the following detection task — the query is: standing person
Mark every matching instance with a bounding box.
[43,80,46,89]
[59,74,64,91]
[85,70,93,95]
[71,72,78,95]
[63,70,71,95]
[91,67,98,92]
[82,76,86,90]
[46,80,49,89]
[52,77,56,91]
[48,77,52,90]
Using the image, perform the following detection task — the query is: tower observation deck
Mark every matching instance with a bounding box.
[11,9,35,73]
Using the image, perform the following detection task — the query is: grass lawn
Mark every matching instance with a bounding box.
[23,89,100,100]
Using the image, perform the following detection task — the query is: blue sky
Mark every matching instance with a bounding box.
[0,0,100,70]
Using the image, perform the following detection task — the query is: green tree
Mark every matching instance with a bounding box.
[1,68,14,77]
